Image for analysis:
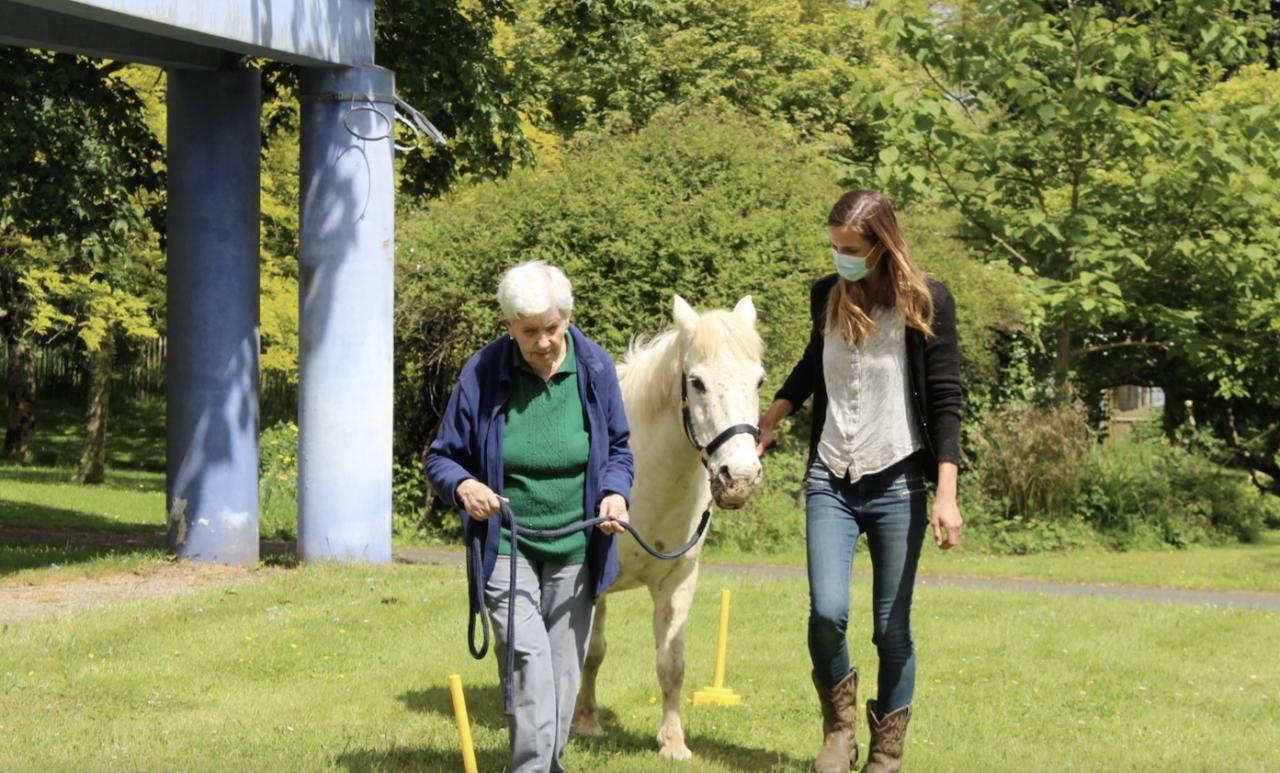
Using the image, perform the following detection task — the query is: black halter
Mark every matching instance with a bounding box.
[680,373,761,466]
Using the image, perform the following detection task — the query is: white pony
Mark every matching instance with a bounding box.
[573,294,765,760]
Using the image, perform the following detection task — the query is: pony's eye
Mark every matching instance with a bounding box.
[756,375,765,390]
[690,377,707,393]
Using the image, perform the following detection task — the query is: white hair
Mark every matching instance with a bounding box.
[496,260,574,320]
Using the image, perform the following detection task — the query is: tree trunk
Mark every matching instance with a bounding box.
[73,335,114,484]
[1053,320,1072,398]
[1269,0,1280,70]
[4,338,36,462]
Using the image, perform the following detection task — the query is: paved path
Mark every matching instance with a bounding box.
[394,546,1280,611]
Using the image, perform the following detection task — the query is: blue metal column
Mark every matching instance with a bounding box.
[165,67,262,565]
[296,65,394,563]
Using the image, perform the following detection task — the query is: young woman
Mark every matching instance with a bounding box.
[757,190,963,773]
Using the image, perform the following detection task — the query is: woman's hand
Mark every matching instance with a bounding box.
[455,478,508,521]
[931,462,962,549]
[597,493,629,534]
[756,398,793,457]
[931,497,963,550]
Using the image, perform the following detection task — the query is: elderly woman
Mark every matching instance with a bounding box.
[426,260,633,773]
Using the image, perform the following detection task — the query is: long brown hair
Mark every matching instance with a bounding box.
[823,190,934,345]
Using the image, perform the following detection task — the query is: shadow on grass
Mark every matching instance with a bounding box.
[334,746,509,772]
[0,499,163,537]
[0,465,166,492]
[399,684,804,770]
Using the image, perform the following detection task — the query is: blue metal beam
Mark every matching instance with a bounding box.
[296,65,395,564]
[165,67,262,566]
[0,2,228,69]
[1,0,374,67]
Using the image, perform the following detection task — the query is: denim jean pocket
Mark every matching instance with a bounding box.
[804,461,832,492]
[896,474,927,501]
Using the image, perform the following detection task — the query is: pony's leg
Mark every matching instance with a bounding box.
[651,559,699,760]
[571,593,608,736]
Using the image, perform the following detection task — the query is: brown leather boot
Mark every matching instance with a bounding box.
[812,670,858,772]
[863,700,911,773]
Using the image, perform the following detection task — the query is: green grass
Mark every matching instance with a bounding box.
[704,529,1280,594]
[0,464,168,581]
[0,563,1276,771]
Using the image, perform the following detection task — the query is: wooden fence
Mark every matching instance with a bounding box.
[1,338,296,419]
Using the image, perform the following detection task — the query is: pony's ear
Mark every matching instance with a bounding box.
[733,295,756,327]
[673,295,699,336]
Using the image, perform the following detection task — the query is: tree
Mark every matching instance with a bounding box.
[0,50,162,467]
[375,0,535,197]
[875,0,1280,490]
[873,0,1274,389]
[506,0,889,175]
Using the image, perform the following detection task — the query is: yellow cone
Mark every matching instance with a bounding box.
[692,588,743,707]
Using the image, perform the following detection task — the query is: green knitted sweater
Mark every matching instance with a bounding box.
[498,334,589,564]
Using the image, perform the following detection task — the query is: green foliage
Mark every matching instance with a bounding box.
[395,107,841,457]
[0,52,163,354]
[1079,422,1272,547]
[258,421,298,540]
[507,0,890,173]
[391,461,437,540]
[872,0,1278,383]
[967,515,1095,555]
[969,400,1274,551]
[376,0,534,197]
[969,398,1096,522]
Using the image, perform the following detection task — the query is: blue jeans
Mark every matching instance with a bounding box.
[806,454,927,713]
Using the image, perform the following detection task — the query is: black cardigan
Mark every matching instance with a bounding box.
[773,274,962,483]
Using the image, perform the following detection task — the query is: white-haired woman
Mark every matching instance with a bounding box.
[426,260,633,772]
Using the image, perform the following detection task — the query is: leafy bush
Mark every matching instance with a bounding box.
[968,402,1275,552]
[1078,423,1269,548]
[968,398,1095,523]
[258,420,298,540]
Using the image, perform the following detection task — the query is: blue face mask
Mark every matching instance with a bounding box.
[832,249,873,282]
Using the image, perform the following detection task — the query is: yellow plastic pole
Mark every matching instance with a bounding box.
[692,588,742,706]
[448,674,479,773]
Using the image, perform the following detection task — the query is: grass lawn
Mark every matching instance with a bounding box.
[7,461,1280,593]
[0,563,1277,771]
[706,529,1280,594]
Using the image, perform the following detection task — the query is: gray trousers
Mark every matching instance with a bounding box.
[485,554,595,773]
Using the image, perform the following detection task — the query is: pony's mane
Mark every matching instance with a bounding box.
[619,308,763,421]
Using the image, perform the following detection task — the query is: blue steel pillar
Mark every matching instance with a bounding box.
[296,66,394,563]
[165,67,261,565]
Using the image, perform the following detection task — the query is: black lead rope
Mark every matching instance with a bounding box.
[467,501,712,716]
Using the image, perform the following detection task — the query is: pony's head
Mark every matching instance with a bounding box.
[672,294,764,509]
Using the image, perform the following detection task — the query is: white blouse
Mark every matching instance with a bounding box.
[817,307,922,481]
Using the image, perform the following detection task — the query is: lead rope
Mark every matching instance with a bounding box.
[466,500,712,715]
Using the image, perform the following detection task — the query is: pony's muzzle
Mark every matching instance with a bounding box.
[711,459,763,509]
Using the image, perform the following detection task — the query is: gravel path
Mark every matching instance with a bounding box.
[4,532,1277,624]
[0,562,270,623]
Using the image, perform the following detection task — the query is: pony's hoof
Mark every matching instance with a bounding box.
[572,716,605,737]
[658,743,693,761]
